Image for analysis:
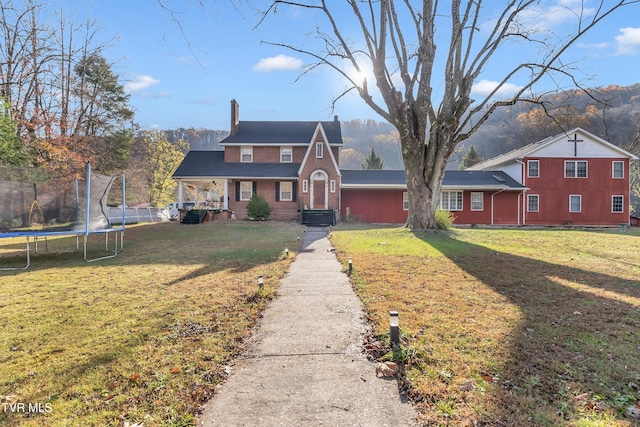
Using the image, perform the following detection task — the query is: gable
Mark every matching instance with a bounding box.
[527,129,637,159]
[468,127,637,172]
[298,122,341,176]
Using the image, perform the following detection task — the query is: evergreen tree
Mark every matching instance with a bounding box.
[0,99,32,166]
[460,145,483,170]
[361,147,384,169]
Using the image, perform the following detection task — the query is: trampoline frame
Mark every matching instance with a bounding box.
[0,163,126,270]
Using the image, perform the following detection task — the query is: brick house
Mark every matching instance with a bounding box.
[173,100,343,225]
[172,102,637,226]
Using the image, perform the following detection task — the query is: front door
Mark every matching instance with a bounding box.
[313,180,325,209]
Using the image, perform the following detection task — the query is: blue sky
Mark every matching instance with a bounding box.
[58,0,640,131]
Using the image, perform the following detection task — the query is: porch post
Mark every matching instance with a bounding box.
[178,181,184,209]
[223,179,229,211]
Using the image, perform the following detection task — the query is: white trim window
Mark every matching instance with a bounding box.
[441,191,463,211]
[240,181,253,201]
[316,142,323,158]
[470,192,484,211]
[330,179,336,193]
[527,194,539,212]
[527,160,540,178]
[565,160,588,178]
[280,182,293,201]
[302,179,308,193]
[612,195,624,213]
[569,195,582,213]
[240,146,253,163]
[612,161,624,179]
[280,146,293,163]
[402,192,409,211]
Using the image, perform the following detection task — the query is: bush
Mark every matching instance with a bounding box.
[435,208,455,230]
[246,195,272,220]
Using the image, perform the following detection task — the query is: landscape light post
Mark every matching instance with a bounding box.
[389,311,400,349]
[258,275,264,290]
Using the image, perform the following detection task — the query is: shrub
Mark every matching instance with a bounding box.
[246,195,272,220]
[435,208,455,230]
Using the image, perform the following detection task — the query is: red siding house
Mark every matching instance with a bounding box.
[172,102,637,227]
[468,127,638,226]
[340,169,526,225]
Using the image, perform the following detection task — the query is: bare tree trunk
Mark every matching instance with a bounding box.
[259,1,637,229]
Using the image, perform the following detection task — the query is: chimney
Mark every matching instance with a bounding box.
[334,115,339,122]
[230,99,240,135]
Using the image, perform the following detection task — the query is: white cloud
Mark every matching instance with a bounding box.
[125,75,160,93]
[471,79,523,98]
[252,54,303,72]
[615,27,640,56]
[138,92,171,99]
[483,1,596,35]
[576,41,610,50]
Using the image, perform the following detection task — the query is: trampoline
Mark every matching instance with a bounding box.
[0,163,125,270]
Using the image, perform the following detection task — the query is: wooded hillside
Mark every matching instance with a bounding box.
[164,84,640,171]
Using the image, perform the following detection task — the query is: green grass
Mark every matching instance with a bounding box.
[330,225,640,426]
[0,221,303,426]
[3,222,639,426]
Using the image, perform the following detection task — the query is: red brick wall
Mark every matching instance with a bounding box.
[224,146,309,163]
[228,179,299,221]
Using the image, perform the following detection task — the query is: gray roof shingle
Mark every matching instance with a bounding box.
[172,151,300,179]
[221,121,343,145]
[173,153,526,190]
[341,169,526,190]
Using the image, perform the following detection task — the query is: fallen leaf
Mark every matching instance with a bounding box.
[375,362,398,377]
[170,367,182,374]
[129,374,141,382]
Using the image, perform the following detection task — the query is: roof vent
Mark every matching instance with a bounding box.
[493,174,506,183]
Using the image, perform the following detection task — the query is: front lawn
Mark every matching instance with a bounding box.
[330,226,640,426]
[2,222,638,426]
[0,221,303,426]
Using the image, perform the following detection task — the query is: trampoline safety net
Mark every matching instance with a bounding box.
[0,165,118,234]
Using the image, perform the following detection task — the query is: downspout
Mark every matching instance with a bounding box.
[516,158,526,226]
[491,188,506,225]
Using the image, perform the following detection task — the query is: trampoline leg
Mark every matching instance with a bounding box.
[0,236,31,271]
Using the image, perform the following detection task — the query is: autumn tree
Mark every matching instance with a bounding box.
[260,1,639,229]
[140,130,189,206]
[0,0,135,178]
[362,147,384,169]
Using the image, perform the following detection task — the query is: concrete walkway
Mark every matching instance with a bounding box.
[197,228,417,426]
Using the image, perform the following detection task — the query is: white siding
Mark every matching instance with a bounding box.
[501,162,523,183]
[532,135,626,158]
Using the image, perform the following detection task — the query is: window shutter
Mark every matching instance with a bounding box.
[292,182,298,202]
[235,181,240,202]
[275,182,280,202]
[252,181,257,197]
